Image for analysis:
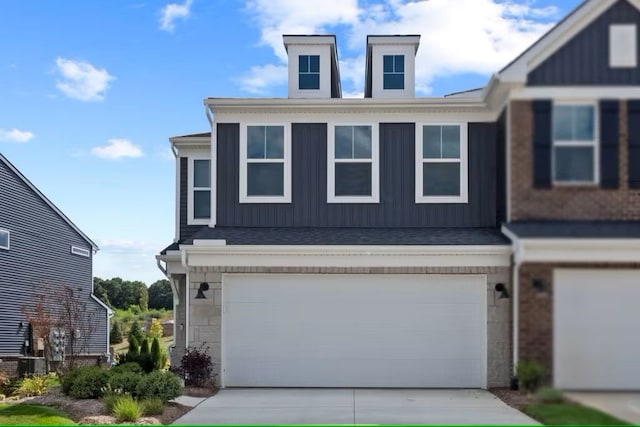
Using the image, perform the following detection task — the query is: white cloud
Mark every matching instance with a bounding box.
[0,128,34,143]
[158,147,175,160]
[239,0,560,95]
[94,239,165,283]
[91,138,144,159]
[55,57,114,101]
[159,0,193,32]
[236,64,288,95]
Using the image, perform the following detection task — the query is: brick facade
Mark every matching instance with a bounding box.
[510,100,640,221]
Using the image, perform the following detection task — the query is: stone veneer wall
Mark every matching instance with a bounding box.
[169,275,187,368]
[187,266,512,387]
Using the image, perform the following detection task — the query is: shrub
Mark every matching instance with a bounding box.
[108,372,143,396]
[16,375,48,397]
[179,345,214,387]
[111,362,143,375]
[536,387,564,404]
[517,360,544,393]
[136,371,182,402]
[110,321,123,344]
[140,397,165,416]
[140,338,150,355]
[148,318,163,339]
[150,338,167,370]
[60,369,81,396]
[112,395,142,422]
[128,321,144,345]
[103,391,121,413]
[128,336,140,357]
[68,366,109,399]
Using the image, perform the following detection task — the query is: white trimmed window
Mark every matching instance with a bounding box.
[552,103,599,184]
[610,24,637,68]
[328,124,379,203]
[416,124,468,203]
[0,228,9,250]
[188,158,211,225]
[71,245,90,258]
[240,125,291,203]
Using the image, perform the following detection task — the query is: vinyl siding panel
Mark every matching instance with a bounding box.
[528,0,640,86]
[0,160,107,356]
[496,110,507,225]
[216,122,497,228]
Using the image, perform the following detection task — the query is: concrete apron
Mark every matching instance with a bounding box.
[566,392,640,424]
[174,388,539,425]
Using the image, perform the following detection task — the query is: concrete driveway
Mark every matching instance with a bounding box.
[566,392,640,424]
[174,388,538,425]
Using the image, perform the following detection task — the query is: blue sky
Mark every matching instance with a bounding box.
[1,0,582,284]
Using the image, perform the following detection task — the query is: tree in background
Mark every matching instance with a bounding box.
[147,318,163,340]
[148,280,173,310]
[128,320,145,345]
[110,321,123,344]
[92,277,150,311]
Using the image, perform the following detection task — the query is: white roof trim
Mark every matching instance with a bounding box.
[499,0,640,83]
[0,153,98,250]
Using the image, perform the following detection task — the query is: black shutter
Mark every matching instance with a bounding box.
[533,100,552,188]
[599,100,620,189]
[629,100,640,189]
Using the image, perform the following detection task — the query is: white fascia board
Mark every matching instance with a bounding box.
[367,35,421,50]
[283,35,336,48]
[91,293,114,316]
[510,86,640,100]
[513,239,640,263]
[156,252,187,275]
[206,97,486,109]
[181,244,512,268]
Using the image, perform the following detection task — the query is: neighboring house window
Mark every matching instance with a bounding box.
[240,125,291,203]
[610,24,637,68]
[188,158,211,224]
[553,104,598,183]
[0,228,9,250]
[328,124,380,203]
[416,124,469,203]
[71,245,90,258]
[383,55,404,90]
[299,55,320,90]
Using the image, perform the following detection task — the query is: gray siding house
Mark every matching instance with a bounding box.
[159,0,640,391]
[0,153,110,373]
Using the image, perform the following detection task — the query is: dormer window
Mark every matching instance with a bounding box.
[299,55,320,90]
[383,55,404,90]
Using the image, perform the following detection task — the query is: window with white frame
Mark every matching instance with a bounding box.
[299,55,320,90]
[553,104,598,183]
[240,125,291,203]
[188,158,211,224]
[0,228,9,250]
[71,245,90,258]
[383,55,404,90]
[328,125,379,203]
[416,124,468,203]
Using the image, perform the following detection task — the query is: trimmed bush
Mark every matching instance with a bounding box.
[16,375,48,397]
[140,338,150,355]
[140,397,165,416]
[60,369,81,396]
[536,387,565,404]
[517,360,544,393]
[128,336,140,357]
[128,321,144,345]
[68,366,109,399]
[108,372,143,396]
[179,345,214,387]
[136,371,182,403]
[111,362,143,375]
[112,395,142,422]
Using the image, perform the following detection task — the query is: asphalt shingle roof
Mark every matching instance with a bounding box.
[504,221,640,239]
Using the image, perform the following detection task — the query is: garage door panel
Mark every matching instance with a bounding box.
[224,274,486,388]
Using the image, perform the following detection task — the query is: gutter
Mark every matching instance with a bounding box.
[501,225,521,377]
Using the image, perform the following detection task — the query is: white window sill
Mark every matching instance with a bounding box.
[328,196,380,204]
[416,195,468,204]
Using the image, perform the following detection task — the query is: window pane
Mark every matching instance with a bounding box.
[309,55,320,73]
[423,126,441,159]
[574,105,595,140]
[554,146,595,182]
[299,73,320,90]
[395,55,404,72]
[335,163,372,196]
[265,126,284,158]
[193,190,211,219]
[247,126,265,159]
[335,126,353,159]
[0,230,8,249]
[383,74,404,90]
[353,126,372,159]
[193,160,210,188]
[553,106,573,141]
[248,163,284,196]
[423,163,461,196]
[299,55,308,73]
[442,126,461,159]
[383,55,394,72]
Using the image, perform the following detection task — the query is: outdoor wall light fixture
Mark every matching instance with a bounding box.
[494,283,510,299]
[532,279,547,294]
[195,282,210,299]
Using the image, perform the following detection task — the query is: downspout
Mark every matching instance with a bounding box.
[181,249,190,351]
[501,225,521,379]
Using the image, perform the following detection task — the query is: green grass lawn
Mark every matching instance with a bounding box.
[113,335,173,354]
[524,403,630,425]
[0,404,75,425]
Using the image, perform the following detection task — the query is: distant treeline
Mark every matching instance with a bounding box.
[93,277,172,311]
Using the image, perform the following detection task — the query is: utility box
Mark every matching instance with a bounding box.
[18,356,46,376]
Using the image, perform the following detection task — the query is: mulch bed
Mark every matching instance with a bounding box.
[490,387,532,410]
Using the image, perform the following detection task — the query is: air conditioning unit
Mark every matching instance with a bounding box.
[18,356,46,376]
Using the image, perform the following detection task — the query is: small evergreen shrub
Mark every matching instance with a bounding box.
[140,338,150,355]
[128,336,140,357]
[536,387,564,404]
[111,362,143,375]
[517,360,544,393]
[110,321,124,344]
[150,338,168,370]
[140,397,165,416]
[60,369,81,396]
[112,395,142,422]
[68,366,109,399]
[108,372,143,396]
[128,321,144,344]
[136,371,181,402]
[16,375,48,397]
[179,345,214,387]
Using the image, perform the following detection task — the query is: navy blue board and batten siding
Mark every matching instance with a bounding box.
[214,122,500,228]
[0,158,107,356]
[528,0,640,86]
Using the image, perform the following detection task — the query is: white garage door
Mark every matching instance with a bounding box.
[555,269,640,390]
[222,274,487,388]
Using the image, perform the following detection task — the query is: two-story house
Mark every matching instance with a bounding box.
[0,153,111,374]
[159,0,640,391]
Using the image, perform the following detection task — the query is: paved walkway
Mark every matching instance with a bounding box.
[174,388,538,425]
[567,392,640,424]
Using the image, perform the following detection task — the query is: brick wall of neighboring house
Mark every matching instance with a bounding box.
[518,263,640,383]
[510,100,640,221]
